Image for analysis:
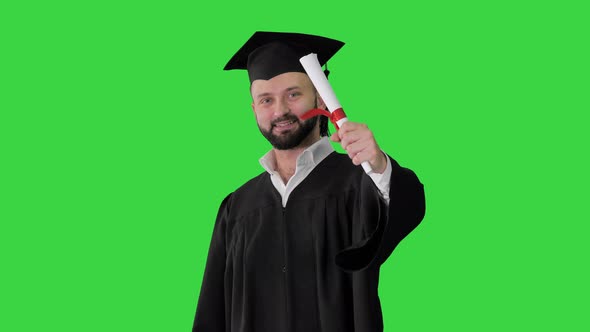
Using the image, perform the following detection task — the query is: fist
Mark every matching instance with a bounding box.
[330,122,387,174]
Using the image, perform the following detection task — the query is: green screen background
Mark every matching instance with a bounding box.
[1,0,588,331]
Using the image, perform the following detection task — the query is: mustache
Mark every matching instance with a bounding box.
[271,115,300,127]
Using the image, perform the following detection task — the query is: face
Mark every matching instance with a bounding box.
[251,72,324,150]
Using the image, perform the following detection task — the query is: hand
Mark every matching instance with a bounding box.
[330,122,388,174]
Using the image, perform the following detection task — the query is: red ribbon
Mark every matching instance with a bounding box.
[300,107,347,130]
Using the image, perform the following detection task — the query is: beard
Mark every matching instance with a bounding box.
[258,114,318,150]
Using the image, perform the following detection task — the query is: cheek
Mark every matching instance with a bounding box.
[289,99,314,115]
[253,109,270,126]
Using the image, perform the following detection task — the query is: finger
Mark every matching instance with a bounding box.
[337,122,364,140]
[330,132,341,142]
[340,127,372,151]
[339,131,361,151]
[341,138,371,163]
[351,147,379,166]
[347,133,382,157]
[344,136,373,157]
[351,145,379,165]
[353,149,387,173]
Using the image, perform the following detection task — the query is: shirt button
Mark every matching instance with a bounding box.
[282,266,287,273]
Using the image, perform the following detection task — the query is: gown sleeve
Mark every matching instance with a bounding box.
[335,156,425,272]
[192,194,232,332]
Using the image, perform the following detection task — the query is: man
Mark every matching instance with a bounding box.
[193,32,425,332]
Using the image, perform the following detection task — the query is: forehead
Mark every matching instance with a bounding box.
[250,72,313,96]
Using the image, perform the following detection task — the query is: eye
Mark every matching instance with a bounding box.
[260,97,272,105]
[288,91,301,98]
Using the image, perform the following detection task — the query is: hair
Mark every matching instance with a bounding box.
[319,116,329,137]
[319,67,331,137]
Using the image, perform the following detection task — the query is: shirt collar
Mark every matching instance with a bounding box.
[259,136,334,174]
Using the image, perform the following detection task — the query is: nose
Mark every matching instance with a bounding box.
[273,97,291,117]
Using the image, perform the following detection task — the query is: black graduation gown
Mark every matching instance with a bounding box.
[193,152,425,332]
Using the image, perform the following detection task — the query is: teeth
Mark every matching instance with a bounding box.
[275,120,295,127]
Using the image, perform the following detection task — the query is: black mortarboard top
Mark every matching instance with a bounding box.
[224,31,345,83]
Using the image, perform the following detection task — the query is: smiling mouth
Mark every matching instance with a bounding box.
[273,120,297,128]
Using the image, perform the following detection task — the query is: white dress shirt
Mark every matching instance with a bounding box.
[259,137,392,207]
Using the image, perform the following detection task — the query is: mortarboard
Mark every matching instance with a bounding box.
[224,31,344,83]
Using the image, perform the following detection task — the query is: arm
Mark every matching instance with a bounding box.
[332,122,426,271]
[192,195,231,332]
[331,122,392,202]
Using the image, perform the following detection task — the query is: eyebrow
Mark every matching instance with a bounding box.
[255,92,272,99]
[255,86,301,99]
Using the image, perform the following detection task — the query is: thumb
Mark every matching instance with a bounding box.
[330,131,341,142]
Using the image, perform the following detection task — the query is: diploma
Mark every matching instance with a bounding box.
[299,53,373,174]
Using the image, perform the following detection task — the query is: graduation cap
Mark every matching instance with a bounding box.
[224,31,345,83]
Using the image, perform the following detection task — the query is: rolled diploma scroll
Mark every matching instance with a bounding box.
[299,53,373,174]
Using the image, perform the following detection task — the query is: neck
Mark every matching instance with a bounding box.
[274,133,321,184]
